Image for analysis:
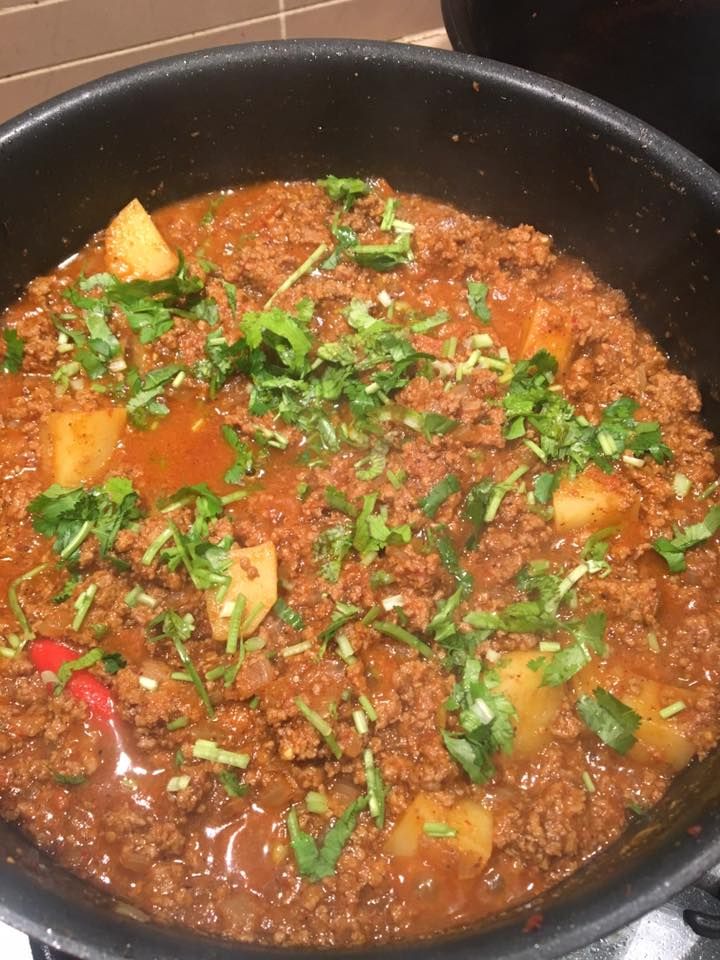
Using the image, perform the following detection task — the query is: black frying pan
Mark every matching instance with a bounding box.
[1,39,720,960]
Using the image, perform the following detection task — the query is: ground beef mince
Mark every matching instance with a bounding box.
[0,177,718,947]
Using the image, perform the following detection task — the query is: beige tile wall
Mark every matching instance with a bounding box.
[0,0,447,124]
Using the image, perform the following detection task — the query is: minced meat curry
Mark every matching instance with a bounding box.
[0,177,718,946]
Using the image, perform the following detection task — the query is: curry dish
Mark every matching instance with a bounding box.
[0,178,718,946]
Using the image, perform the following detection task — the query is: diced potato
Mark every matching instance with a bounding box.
[520,299,575,373]
[572,665,697,771]
[625,679,696,772]
[553,467,639,532]
[47,408,127,486]
[385,793,492,867]
[494,651,564,757]
[105,198,178,281]
[207,542,277,642]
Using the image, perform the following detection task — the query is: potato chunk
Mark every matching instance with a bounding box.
[47,409,127,486]
[495,651,564,757]
[105,198,178,281]
[553,467,639,532]
[625,679,696,771]
[385,793,492,866]
[520,299,575,373]
[207,542,277,642]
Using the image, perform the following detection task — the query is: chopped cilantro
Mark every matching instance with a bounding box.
[653,505,720,573]
[462,477,494,549]
[427,525,474,594]
[29,477,142,563]
[466,279,491,323]
[314,523,353,583]
[419,474,461,519]
[352,493,411,564]
[576,687,640,754]
[287,794,368,881]
[221,425,254,485]
[2,329,24,373]
[317,175,370,211]
[126,363,185,428]
[442,657,516,784]
[101,651,126,675]
[351,233,413,272]
[504,353,671,474]
[273,597,305,631]
[147,610,214,717]
[324,486,358,518]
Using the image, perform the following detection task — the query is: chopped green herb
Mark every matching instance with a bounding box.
[352,492,411,564]
[273,597,305,631]
[419,474,461,519]
[442,657,516,784]
[324,486,357,518]
[363,748,385,827]
[295,696,343,759]
[373,619,433,658]
[466,280,491,323]
[659,700,686,719]
[287,793,368,882]
[218,770,249,797]
[126,363,185,428]
[29,477,142,564]
[147,610,215,718]
[101,651,126,675]
[653,505,720,573]
[317,175,370,211]
[423,821,457,838]
[192,738,249,768]
[221,425,254,485]
[350,233,413,272]
[52,771,87,786]
[576,687,640,754]
[55,647,103,693]
[2,328,24,373]
[166,716,189,731]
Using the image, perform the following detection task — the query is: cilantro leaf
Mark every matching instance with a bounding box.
[462,477,495,549]
[322,221,359,270]
[221,425,254,485]
[442,658,516,784]
[273,597,305,631]
[102,652,126,675]
[419,474,461,519]
[314,523,353,583]
[350,233,413,272]
[653,505,720,573]
[504,353,671,474]
[2,329,24,373]
[126,364,184,428]
[352,493,411,564]
[287,793,368,881]
[576,687,640,754]
[317,175,370,211]
[241,303,313,375]
[466,280,491,323]
[540,612,607,686]
[324,486,357,518]
[427,524,474,594]
[194,332,247,400]
[28,477,142,562]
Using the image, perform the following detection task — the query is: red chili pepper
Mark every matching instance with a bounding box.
[29,638,115,722]
[522,912,544,934]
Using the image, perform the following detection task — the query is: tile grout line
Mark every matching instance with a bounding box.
[0,8,284,83]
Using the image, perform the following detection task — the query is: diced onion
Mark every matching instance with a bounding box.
[381,594,404,611]
[139,675,158,691]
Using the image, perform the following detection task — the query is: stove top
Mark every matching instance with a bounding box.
[6,870,720,960]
